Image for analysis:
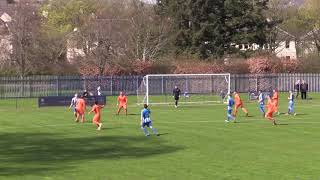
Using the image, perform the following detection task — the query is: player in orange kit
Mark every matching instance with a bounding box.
[233,91,249,117]
[265,96,277,126]
[89,101,104,130]
[117,91,128,115]
[75,95,86,123]
[272,89,280,115]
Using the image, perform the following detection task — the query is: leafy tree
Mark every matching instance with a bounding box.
[157,0,272,59]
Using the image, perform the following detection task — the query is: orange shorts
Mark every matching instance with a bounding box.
[235,103,243,109]
[265,111,273,119]
[119,104,127,109]
[76,108,85,115]
[93,115,101,124]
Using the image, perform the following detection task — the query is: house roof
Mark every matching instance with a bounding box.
[300,29,320,41]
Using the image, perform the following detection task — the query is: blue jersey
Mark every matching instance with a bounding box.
[259,93,264,105]
[141,108,151,123]
[227,97,235,110]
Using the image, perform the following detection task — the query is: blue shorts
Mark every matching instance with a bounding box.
[289,101,294,111]
[259,104,265,113]
[142,121,152,128]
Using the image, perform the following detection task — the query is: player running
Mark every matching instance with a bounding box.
[225,94,236,123]
[117,91,128,115]
[272,89,280,115]
[233,91,249,117]
[173,86,181,108]
[286,91,297,116]
[89,101,104,130]
[258,91,265,117]
[75,95,86,123]
[265,95,277,125]
[141,104,158,136]
[69,93,78,119]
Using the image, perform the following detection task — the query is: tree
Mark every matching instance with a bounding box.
[9,0,41,76]
[156,0,273,59]
[128,0,172,61]
[299,0,320,54]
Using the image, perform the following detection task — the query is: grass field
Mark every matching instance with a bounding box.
[1,93,320,180]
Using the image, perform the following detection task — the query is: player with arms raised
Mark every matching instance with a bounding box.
[225,94,236,123]
[141,104,158,136]
[89,101,104,130]
[233,91,249,117]
[117,91,128,115]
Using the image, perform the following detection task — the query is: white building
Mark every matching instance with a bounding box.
[275,41,297,60]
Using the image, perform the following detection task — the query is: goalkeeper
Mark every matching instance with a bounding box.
[173,86,181,108]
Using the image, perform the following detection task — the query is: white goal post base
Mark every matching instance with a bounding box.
[137,74,231,105]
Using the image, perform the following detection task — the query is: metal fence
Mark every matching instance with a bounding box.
[231,73,320,93]
[0,74,319,98]
[0,76,143,98]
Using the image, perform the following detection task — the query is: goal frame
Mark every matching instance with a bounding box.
[139,73,231,105]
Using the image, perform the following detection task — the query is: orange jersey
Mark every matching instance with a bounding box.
[118,95,127,105]
[234,93,242,105]
[267,99,276,112]
[91,105,103,123]
[272,92,279,101]
[91,105,102,115]
[76,98,86,109]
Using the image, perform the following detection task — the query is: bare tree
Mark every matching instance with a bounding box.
[128,0,171,61]
[8,0,41,77]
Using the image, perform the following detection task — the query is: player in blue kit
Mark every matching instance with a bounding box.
[225,94,236,123]
[141,104,158,136]
[286,91,297,116]
[258,91,265,117]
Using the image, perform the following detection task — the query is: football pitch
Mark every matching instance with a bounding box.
[1,94,320,180]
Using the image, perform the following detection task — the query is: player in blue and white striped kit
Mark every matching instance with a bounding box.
[141,104,158,136]
[69,93,78,119]
[258,91,265,117]
[286,91,297,116]
[225,94,235,122]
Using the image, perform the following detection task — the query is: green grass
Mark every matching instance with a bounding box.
[1,94,320,180]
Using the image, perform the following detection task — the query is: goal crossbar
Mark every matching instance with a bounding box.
[137,73,231,105]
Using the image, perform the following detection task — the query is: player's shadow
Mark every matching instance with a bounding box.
[127,113,140,116]
[0,133,183,177]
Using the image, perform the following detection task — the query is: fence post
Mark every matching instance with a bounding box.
[29,76,32,98]
[56,76,59,96]
[110,76,113,96]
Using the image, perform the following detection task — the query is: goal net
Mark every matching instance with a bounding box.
[137,74,231,105]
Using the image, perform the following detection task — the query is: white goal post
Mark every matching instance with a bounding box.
[137,74,231,105]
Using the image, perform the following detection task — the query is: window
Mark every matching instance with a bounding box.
[286,56,291,60]
[285,41,290,48]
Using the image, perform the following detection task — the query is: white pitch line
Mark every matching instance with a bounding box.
[1,118,319,130]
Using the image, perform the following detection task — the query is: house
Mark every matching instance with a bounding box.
[235,27,298,60]
[274,28,297,60]
[0,0,13,65]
